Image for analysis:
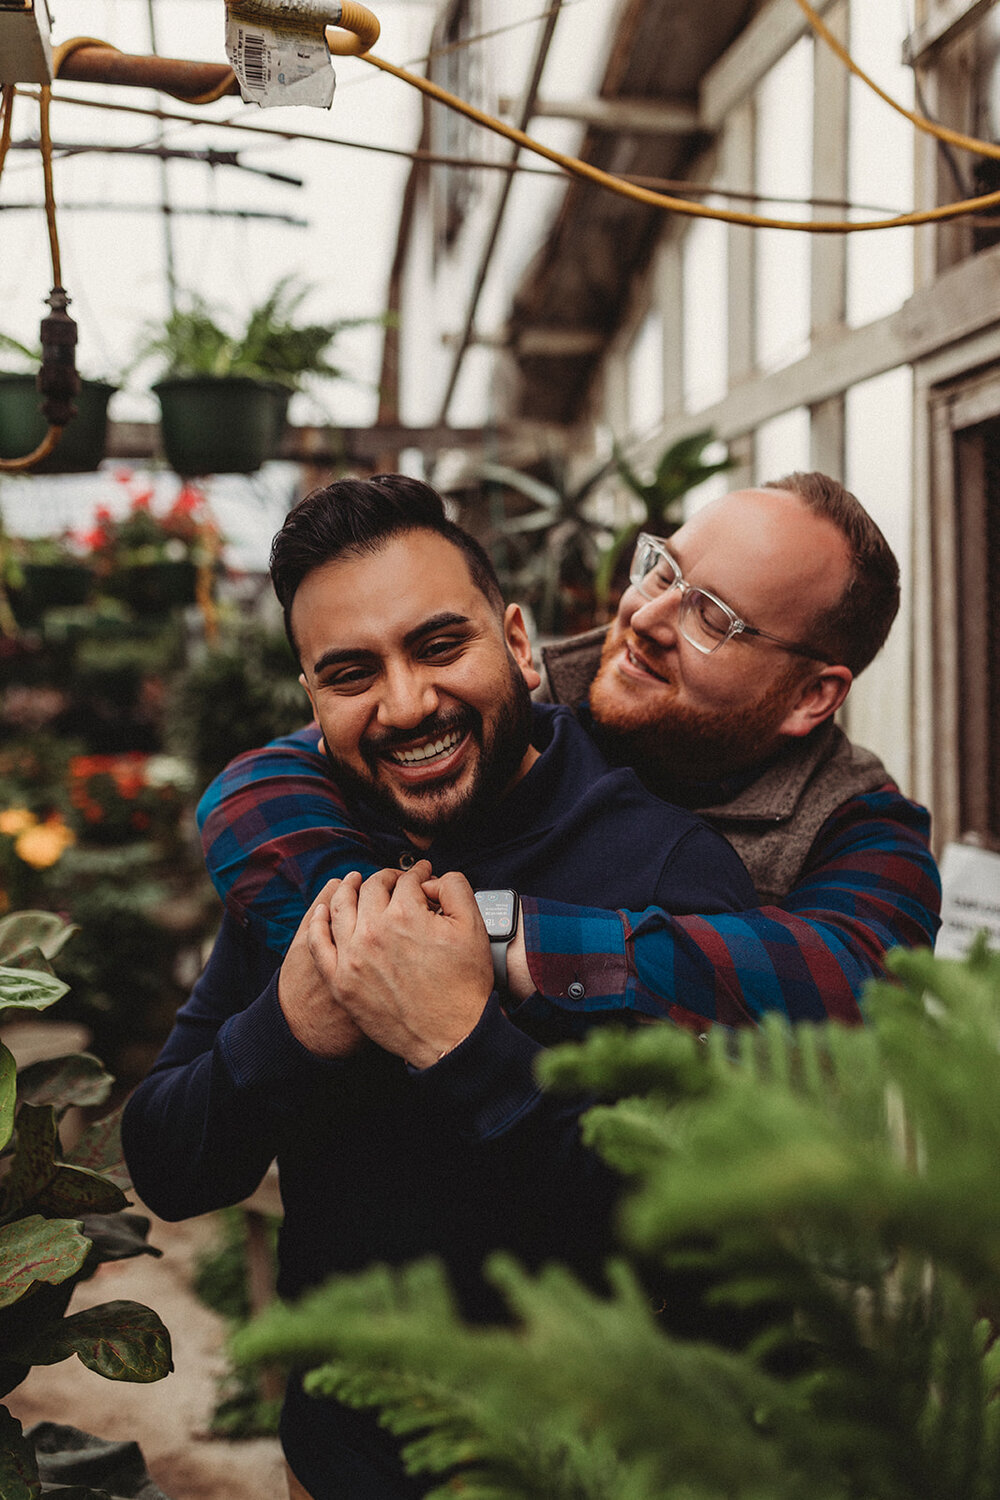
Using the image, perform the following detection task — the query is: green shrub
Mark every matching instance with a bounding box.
[234,939,1000,1500]
[167,623,308,789]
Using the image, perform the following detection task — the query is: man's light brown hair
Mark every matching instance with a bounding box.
[765,471,900,676]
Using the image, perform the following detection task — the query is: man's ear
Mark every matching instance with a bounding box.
[298,672,327,751]
[777,664,853,739]
[504,603,542,692]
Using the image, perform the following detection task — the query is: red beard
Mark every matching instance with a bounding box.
[588,628,807,784]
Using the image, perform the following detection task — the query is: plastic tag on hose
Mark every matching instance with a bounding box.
[225,0,339,109]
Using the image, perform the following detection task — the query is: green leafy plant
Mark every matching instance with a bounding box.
[233,939,1000,1500]
[593,429,735,610]
[134,276,377,391]
[0,334,41,374]
[166,622,308,787]
[192,1208,282,1440]
[0,910,173,1498]
[474,452,621,635]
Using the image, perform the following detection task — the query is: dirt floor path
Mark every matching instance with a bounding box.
[6,1206,288,1500]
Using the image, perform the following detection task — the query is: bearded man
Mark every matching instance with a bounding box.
[122,475,758,1500]
[196,471,940,1032]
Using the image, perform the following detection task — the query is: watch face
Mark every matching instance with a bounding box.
[474,889,518,941]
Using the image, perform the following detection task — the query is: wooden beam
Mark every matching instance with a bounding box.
[503,95,701,135]
[652,240,1000,448]
[512,328,607,357]
[903,0,995,65]
[701,0,840,129]
[105,420,528,465]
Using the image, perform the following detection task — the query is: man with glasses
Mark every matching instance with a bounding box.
[196,471,939,1036]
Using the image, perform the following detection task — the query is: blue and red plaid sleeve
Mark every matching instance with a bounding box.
[520,787,941,1029]
[196,724,382,952]
[197,729,941,1029]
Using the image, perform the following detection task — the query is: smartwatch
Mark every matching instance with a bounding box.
[474,889,520,993]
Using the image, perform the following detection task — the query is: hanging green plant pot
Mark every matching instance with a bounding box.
[153,376,290,476]
[14,560,95,623]
[103,559,199,616]
[0,374,116,473]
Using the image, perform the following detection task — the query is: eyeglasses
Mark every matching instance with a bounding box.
[628,533,834,662]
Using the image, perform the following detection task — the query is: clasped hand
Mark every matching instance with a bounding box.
[278,861,494,1068]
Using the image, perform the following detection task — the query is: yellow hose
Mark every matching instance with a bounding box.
[0,425,65,474]
[328,2,380,56]
[0,84,14,185]
[792,0,1000,163]
[360,50,1000,234]
[0,85,68,474]
[36,3,1000,240]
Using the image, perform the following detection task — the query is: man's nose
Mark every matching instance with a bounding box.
[626,582,682,642]
[376,665,440,728]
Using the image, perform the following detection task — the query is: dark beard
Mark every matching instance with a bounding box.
[323,655,535,841]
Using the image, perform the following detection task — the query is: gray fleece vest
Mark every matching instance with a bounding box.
[540,627,892,902]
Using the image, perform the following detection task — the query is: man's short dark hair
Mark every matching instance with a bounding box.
[764,471,900,676]
[270,474,505,654]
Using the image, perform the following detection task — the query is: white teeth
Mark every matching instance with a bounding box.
[389,730,461,765]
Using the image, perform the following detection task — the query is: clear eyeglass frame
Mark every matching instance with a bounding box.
[628,533,834,663]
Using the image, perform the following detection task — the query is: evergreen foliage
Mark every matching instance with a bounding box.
[234,940,1000,1498]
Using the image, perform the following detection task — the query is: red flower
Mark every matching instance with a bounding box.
[171,483,205,517]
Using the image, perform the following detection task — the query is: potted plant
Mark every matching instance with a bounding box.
[471,450,623,636]
[592,429,735,612]
[136,277,375,476]
[0,334,116,475]
[83,479,223,617]
[0,910,173,1495]
[1,531,95,627]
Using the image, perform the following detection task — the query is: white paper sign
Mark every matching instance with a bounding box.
[226,16,336,109]
[934,841,1000,958]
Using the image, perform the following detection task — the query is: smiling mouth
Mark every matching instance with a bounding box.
[623,643,671,684]
[385,728,465,766]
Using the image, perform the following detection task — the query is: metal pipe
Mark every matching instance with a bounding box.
[436,0,564,425]
[55,45,240,100]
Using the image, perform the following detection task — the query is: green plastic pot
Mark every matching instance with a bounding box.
[153,376,290,476]
[0,374,116,473]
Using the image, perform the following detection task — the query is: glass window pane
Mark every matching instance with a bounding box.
[755,39,813,372]
[627,309,665,437]
[754,407,811,483]
[844,365,914,787]
[846,5,914,325]
[682,210,728,411]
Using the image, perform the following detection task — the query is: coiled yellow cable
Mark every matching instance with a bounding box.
[328,1,380,56]
[0,86,66,473]
[43,3,1000,232]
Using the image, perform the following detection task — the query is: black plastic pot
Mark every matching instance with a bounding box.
[8,561,95,627]
[0,375,116,473]
[152,376,290,476]
[102,559,199,616]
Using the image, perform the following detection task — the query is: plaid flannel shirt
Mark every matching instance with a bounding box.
[198,721,941,1029]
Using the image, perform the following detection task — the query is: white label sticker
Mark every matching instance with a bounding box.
[936,841,1000,958]
[225,16,336,109]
